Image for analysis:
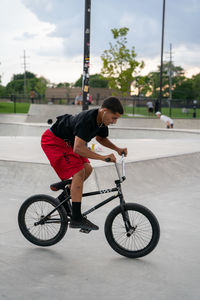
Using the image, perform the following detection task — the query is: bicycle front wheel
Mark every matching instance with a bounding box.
[18,194,68,247]
[104,203,160,258]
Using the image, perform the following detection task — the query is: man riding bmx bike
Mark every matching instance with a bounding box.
[41,96,127,231]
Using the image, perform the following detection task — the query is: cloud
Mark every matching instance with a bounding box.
[22,0,85,57]
[0,0,64,84]
[173,44,200,68]
[20,0,200,58]
[15,32,38,40]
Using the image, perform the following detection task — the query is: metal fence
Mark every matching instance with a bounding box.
[121,97,200,119]
[1,95,200,119]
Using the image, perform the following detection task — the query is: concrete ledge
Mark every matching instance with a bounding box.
[1,122,200,138]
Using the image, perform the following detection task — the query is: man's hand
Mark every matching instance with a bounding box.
[103,153,116,163]
[116,148,127,156]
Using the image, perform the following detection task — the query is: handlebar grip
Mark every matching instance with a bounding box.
[105,157,111,162]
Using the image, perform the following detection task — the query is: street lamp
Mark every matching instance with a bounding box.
[82,0,91,111]
[159,0,166,111]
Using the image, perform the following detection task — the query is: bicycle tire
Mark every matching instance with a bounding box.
[18,194,68,247]
[104,203,160,258]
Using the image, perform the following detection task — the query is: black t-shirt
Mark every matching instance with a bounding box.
[50,109,108,146]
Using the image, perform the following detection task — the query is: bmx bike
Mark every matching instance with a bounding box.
[18,155,160,258]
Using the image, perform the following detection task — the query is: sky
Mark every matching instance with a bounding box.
[0,0,200,85]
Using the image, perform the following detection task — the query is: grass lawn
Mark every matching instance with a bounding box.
[0,102,30,114]
[0,101,198,119]
[123,106,199,119]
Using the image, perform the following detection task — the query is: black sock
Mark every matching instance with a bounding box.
[72,202,82,220]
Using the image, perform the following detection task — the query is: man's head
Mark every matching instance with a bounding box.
[101,97,124,114]
[155,111,161,118]
[100,97,123,126]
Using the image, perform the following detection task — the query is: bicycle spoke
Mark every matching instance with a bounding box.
[112,210,153,252]
[24,201,62,241]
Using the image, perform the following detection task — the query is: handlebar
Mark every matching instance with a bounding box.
[104,151,125,163]
[105,157,111,162]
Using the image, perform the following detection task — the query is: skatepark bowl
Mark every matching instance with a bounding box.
[0,105,200,300]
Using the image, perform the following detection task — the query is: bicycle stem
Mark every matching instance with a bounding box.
[115,154,126,182]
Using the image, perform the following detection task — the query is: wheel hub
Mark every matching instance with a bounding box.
[126,226,137,237]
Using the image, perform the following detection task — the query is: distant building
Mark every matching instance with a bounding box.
[45,87,120,105]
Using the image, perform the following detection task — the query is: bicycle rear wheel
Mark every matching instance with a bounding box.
[18,194,68,247]
[104,203,160,258]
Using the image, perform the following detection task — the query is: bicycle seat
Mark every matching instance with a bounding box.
[50,179,72,191]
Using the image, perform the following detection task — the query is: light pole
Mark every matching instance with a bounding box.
[82,0,91,111]
[159,0,166,111]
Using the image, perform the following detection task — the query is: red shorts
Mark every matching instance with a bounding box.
[41,129,90,180]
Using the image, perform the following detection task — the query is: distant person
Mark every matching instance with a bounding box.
[154,100,160,113]
[88,94,92,105]
[155,111,174,128]
[75,93,82,105]
[146,101,153,115]
[30,90,35,104]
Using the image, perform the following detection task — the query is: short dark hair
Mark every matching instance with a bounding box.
[101,97,124,115]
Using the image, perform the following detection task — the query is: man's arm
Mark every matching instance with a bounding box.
[73,136,116,162]
[96,136,127,156]
[166,121,172,128]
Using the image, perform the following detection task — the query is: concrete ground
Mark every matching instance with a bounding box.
[0,106,200,300]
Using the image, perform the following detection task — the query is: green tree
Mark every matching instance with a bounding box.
[146,71,161,98]
[12,71,35,81]
[134,75,151,96]
[173,78,195,100]
[6,79,24,95]
[56,82,70,88]
[6,72,48,98]
[141,62,185,98]
[101,27,144,96]
[74,74,108,88]
[90,74,108,88]
[0,85,7,98]
[34,76,49,98]
[192,73,200,100]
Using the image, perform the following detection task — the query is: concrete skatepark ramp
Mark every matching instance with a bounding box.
[0,152,200,299]
[26,104,84,123]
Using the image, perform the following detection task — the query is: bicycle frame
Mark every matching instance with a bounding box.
[82,180,123,217]
[60,154,127,217]
[35,155,131,231]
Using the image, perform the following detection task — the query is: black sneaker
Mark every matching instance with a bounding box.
[70,217,99,231]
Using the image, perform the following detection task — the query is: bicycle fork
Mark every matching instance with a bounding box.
[118,184,136,237]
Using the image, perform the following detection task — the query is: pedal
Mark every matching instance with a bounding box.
[79,228,91,234]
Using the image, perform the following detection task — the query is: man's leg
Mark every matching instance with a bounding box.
[70,166,98,230]
[83,163,92,181]
[68,163,92,191]
[70,168,85,221]
[71,168,85,203]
